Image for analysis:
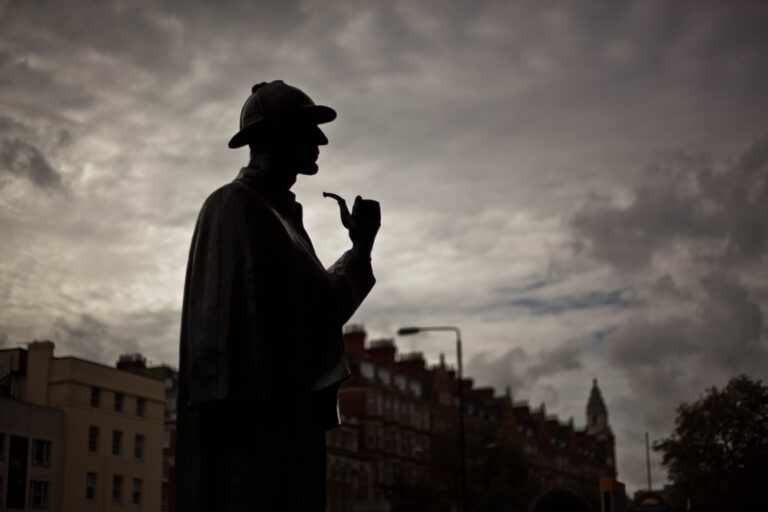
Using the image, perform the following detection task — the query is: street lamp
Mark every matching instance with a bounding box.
[397,326,467,512]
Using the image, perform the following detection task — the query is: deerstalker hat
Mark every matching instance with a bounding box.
[228,80,337,149]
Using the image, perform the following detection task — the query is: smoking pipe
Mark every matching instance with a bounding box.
[323,192,352,229]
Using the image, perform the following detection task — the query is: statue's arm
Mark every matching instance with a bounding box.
[328,247,376,324]
[326,195,381,323]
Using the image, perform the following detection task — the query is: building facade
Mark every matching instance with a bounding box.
[336,325,617,510]
[117,357,178,512]
[0,341,164,511]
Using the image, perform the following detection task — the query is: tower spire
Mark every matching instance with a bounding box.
[586,377,608,435]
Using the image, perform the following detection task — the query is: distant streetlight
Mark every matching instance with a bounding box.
[397,326,467,512]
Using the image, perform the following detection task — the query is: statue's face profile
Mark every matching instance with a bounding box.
[266,119,328,176]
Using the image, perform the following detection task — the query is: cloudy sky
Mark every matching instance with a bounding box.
[2,0,767,493]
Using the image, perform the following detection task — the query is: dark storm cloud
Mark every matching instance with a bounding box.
[467,347,528,396]
[44,308,181,366]
[572,137,768,432]
[526,343,583,380]
[47,314,139,365]
[0,1,185,74]
[0,50,94,110]
[573,135,768,270]
[0,114,27,134]
[467,339,585,397]
[0,137,61,188]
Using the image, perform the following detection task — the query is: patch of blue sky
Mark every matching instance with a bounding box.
[504,289,629,316]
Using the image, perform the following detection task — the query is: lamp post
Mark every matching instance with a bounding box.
[397,326,467,512]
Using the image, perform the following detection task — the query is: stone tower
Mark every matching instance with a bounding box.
[586,377,609,436]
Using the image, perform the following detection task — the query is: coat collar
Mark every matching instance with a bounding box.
[236,166,298,217]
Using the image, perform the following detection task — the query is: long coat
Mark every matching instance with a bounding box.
[175,166,375,510]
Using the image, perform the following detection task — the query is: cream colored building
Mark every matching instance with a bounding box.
[0,341,164,511]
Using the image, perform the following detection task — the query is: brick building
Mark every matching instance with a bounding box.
[336,325,617,510]
[338,330,434,510]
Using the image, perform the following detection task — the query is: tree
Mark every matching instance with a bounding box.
[391,420,539,512]
[653,375,768,511]
[465,422,539,512]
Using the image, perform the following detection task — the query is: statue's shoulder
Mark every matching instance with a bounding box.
[200,180,266,209]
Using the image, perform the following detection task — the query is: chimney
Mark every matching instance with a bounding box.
[398,352,426,377]
[26,340,55,405]
[367,339,397,368]
[117,353,147,373]
[474,386,494,404]
[343,324,367,360]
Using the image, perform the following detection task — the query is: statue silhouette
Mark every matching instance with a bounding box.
[175,80,380,511]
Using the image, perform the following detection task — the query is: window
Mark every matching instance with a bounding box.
[88,426,99,453]
[384,396,393,419]
[112,475,123,504]
[384,462,393,484]
[114,392,124,412]
[163,430,171,449]
[360,361,374,379]
[31,439,51,465]
[91,387,101,407]
[29,480,49,507]
[366,427,375,448]
[112,430,122,456]
[162,461,169,481]
[86,472,97,500]
[132,478,143,505]
[166,397,177,414]
[134,434,144,460]
[136,397,146,417]
[0,432,5,458]
[162,487,168,512]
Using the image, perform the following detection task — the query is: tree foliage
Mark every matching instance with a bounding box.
[465,422,540,512]
[653,375,768,511]
[391,420,539,512]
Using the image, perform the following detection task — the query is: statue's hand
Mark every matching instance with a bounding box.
[349,196,380,255]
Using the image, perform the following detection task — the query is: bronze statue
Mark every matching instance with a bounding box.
[175,80,380,511]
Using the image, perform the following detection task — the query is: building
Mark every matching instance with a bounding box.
[116,356,178,512]
[0,341,164,511]
[326,414,379,512]
[337,325,617,510]
[128,324,616,512]
[0,393,65,510]
[339,328,432,511]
